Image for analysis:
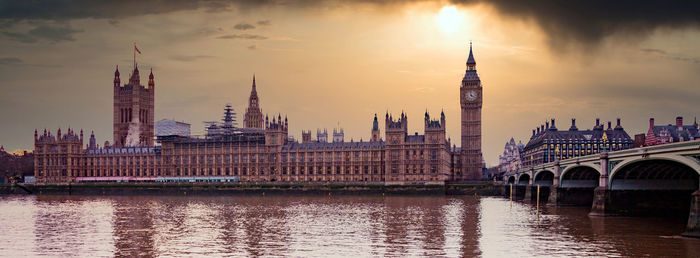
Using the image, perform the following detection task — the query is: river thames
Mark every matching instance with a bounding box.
[0,194,698,257]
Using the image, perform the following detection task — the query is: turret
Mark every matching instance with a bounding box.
[302,130,312,143]
[265,113,288,145]
[148,68,155,89]
[114,65,120,87]
[371,114,381,142]
[89,131,97,150]
[440,110,445,125]
[317,129,328,143]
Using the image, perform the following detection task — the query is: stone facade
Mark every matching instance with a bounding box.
[522,118,634,167]
[459,43,483,180]
[113,65,154,147]
[34,46,484,184]
[643,117,700,146]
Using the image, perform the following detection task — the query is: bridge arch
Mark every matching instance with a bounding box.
[609,156,700,191]
[534,170,555,186]
[517,173,530,185]
[560,165,600,188]
[507,176,515,184]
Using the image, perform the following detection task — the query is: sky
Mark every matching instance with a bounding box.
[1,0,699,166]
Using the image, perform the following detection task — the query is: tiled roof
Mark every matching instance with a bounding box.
[524,127,632,151]
[651,125,699,142]
[462,70,480,82]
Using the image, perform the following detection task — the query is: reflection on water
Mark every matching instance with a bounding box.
[0,195,698,257]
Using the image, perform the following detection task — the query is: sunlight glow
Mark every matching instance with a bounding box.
[437,6,462,34]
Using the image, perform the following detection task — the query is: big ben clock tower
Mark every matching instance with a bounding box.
[460,43,483,180]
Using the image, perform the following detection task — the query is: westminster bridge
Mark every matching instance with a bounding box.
[503,139,700,238]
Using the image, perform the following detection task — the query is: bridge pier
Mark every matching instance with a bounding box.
[589,187,615,216]
[683,190,700,238]
[547,185,559,205]
[590,152,613,216]
[523,186,533,202]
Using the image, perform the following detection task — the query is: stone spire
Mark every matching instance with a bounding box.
[466,41,476,66]
[248,74,259,107]
[243,74,264,129]
[129,64,140,86]
[373,114,379,131]
[462,42,480,81]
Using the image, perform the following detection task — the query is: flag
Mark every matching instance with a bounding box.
[134,45,141,54]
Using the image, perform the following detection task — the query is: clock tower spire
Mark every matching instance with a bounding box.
[459,42,483,180]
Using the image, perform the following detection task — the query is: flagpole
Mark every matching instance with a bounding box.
[133,42,136,70]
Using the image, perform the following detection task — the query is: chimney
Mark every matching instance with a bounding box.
[570,118,578,131]
[615,118,622,129]
[532,129,536,136]
[537,127,540,134]
[607,121,612,130]
[650,118,655,128]
[596,118,600,128]
[676,116,683,128]
[550,119,556,130]
[545,121,549,129]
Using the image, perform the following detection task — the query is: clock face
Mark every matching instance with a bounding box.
[465,90,477,101]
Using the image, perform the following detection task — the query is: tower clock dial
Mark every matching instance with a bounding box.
[465,90,477,101]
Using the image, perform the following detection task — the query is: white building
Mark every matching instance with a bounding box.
[499,138,523,173]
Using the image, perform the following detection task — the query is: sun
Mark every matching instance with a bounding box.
[437,5,462,34]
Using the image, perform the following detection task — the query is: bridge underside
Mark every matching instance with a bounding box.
[558,167,600,205]
[602,160,700,217]
[611,160,699,190]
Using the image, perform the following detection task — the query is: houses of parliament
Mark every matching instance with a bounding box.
[33,46,484,184]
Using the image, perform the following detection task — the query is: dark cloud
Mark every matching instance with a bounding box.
[2,31,37,43]
[2,25,83,43]
[28,25,83,42]
[247,45,257,50]
[452,0,700,51]
[169,55,215,62]
[640,48,700,64]
[234,23,255,30]
[0,57,22,65]
[108,20,120,26]
[217,34,267,40]
[257,20,271,26]
[1,1,699,50]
